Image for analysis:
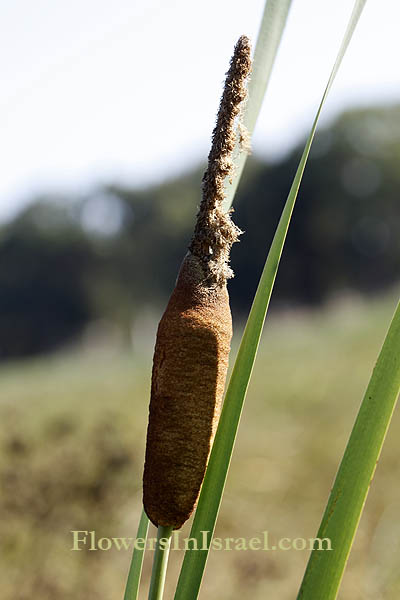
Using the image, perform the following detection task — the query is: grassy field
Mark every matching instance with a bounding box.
[1,290,400,600]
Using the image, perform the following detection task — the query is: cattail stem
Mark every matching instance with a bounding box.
[148,526,173,600]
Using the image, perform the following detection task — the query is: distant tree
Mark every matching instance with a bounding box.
[0,201,93,358]
[230,105,400,313]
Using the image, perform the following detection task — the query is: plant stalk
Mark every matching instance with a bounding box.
[148,526,173,600]
[124,507,149,600]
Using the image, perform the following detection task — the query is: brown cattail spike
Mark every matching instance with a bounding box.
[143,36,252,530]
[189,35,251,285]
[143,253,232,528]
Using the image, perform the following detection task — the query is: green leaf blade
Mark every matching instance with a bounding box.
[297,300,400,600]
[223,0,293,212]
[123,507,149,600]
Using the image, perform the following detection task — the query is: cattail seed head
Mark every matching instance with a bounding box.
[143,36,251,529]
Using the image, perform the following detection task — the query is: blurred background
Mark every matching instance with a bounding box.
[1,1,400,599]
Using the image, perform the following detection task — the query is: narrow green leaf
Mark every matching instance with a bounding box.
[223,0,293,212]
[123,507,149,600]
[297,300,400,600]
[174,2,367,599]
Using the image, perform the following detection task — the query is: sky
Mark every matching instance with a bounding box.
[1,0,399,222]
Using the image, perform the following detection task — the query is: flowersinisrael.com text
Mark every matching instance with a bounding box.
[70,530,332,552]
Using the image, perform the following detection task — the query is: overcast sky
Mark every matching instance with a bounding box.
[1,0,399,222]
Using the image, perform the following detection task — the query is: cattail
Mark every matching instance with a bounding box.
[143,36,252,529]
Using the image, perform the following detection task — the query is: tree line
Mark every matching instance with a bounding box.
[1,104,399,359]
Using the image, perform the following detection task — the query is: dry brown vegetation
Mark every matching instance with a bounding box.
[1,291,400,599]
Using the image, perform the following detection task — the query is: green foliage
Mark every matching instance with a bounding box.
[297,300,400,599]
[124,509,149,600]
